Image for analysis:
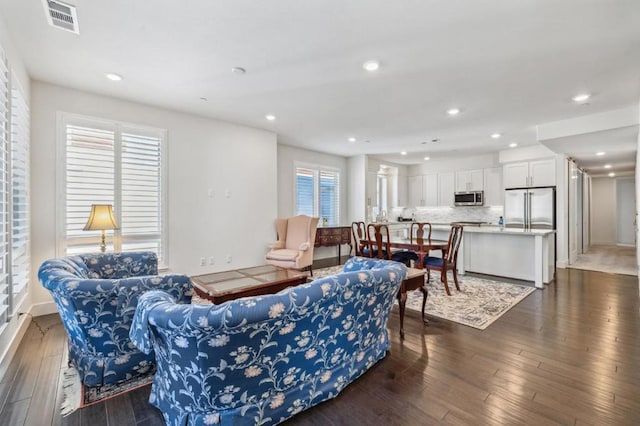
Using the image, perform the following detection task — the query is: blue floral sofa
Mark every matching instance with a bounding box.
[38,251,193,387]
[130,257,407,425]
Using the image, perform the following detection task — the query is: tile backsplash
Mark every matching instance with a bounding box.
[390,206,504,224]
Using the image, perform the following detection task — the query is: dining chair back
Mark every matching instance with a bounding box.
[351,221,368,257]
[423,224,464,296]
[367,223,415,265]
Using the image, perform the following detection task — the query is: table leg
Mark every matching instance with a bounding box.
[397,284,407,339]
[338,244,341,261]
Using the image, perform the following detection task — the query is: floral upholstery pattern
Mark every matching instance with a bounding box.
[130,257,407,425]
[38,251,193,387]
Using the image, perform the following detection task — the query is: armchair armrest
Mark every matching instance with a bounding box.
[269,241,285,250]
[116,274,193,321]
[129,290,175,354]
[299,241,310,251]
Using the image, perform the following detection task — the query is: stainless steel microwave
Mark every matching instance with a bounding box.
[454,191,484,206]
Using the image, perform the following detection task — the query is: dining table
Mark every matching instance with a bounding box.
[361,236,449,337]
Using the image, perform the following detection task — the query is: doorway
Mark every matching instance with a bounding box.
[569,175,637,276]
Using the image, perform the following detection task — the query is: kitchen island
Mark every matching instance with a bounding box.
[374,222,555,288]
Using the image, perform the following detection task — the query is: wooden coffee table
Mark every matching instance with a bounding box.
[191,265,309,304]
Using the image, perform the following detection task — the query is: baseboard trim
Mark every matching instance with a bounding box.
[30,301,58,317]
[556,260,568,268]
[616,243,635,248]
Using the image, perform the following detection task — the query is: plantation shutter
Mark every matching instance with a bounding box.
[295,167,315,216]
[0,48,8,322]
[61,116,166,265]
[10,79,29,307]
[64,123,115,254]
[319,170,339,226]
[120,130,163,262]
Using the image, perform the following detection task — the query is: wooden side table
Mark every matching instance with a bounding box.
[315,226,352,258]
[397,267,428,338]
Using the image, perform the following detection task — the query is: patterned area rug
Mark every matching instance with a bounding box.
[312,265,536,330]
[61,365,154,416]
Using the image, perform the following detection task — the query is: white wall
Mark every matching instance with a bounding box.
[0,16,32,379]
[31,81,278,308]
[347,155,366,224]
[590,177,617,245]
[616,177,635,246]
[277,144,348,259]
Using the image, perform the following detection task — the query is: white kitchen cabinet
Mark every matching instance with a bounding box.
[407,175,422,206]
[455,169,484,192]
[503,159,555,189]
[529,159,556,187]
[423,174,438,206]
[365,171,378,207]
[438,172,455,206]
[483,167,503,206]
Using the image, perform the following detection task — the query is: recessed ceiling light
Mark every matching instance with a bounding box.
[348,137,356,142]
[431,138,440,143]
[608,172,616,177]
[231,67,246,74]
[105,73,122,81]
[424,156,430,161]
[596,151,606,156]
[604,164,612,169]
[199,97,208,101]
[509,142,518,148]
[400,151,407,156]
[447,108,460,116]
[362,60,380,72]
[265,114,276,121]
[491,133,502,139]
[572,93,591,103]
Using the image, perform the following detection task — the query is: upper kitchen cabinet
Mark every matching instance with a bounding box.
[423,174,438,206]
[365,171,378,207]
[455,169,484,192]
[438,172,455,206]
[407,175,422,206]
[483,167,503,206]
[503,159,555,189]
[407,174,438,206]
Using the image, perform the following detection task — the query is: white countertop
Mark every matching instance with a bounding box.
[431,224,555,236]
[368,221,555,236]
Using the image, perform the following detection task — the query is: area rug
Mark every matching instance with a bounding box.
[312,265,536,330]
[60,365,154,416]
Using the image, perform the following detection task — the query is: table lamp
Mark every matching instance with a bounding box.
[83,204,120,252]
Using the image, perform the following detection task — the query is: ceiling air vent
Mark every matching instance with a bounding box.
[42,0,79,34]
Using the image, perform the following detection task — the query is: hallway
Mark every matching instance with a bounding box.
[568,244,637,276]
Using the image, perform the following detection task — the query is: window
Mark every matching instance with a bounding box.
[60,114,166,265]
[0,46,30,328]
[295,165,340,225]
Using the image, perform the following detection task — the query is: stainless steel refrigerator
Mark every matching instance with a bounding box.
[504,187,555,229]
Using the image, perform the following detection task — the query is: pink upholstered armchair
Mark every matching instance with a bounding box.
[265,215,319,274]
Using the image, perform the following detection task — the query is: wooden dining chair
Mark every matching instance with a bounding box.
[366,223,414,265]
[406,222,432,268]
[351,221,369,257]
[422,225,463,296]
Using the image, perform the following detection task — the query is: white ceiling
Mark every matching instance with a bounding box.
[542,125,638,176]
[1,0,639,165]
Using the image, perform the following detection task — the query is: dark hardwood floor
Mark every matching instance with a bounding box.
[1,265,639,425]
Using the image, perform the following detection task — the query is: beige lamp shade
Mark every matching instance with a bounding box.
[83,204,120,231]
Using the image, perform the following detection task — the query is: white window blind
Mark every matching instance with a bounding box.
[294,165,340,226]
[61,116,166,265]
[10,79,29,308]
[0,47,8,323]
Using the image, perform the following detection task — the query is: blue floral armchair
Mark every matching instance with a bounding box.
[130,257,407,425]
[38,251,193,387]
